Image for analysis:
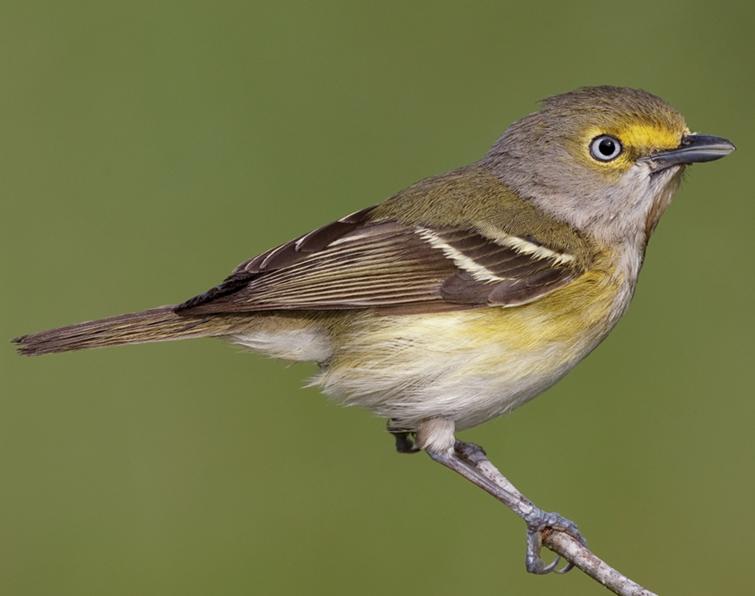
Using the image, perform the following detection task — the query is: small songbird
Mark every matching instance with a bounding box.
[15,86,734,575]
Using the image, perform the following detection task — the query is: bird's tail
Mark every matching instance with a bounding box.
[13,306,236,356]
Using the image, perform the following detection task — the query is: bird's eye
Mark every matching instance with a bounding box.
[589,135,623,162]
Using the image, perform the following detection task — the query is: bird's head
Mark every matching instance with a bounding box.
[485,86,734,241]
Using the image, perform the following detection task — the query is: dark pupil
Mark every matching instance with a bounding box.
[598,138,616,156]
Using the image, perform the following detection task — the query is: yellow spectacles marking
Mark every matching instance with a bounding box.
[583,122,687,170]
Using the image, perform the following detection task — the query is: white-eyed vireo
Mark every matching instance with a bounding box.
[15,86,735,575]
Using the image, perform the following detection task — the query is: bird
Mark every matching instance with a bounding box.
[14,85,734,575]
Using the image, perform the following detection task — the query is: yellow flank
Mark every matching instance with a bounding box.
[474,259,621,351]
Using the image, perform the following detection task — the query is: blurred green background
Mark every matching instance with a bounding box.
[1,1,753,595]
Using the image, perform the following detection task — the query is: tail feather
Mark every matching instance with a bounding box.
[13,306,234,356]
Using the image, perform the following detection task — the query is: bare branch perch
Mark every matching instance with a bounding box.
[431,443,657,596]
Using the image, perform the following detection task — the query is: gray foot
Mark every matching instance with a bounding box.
[524,509,586,574]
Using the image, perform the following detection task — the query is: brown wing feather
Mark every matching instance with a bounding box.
[176,211,582,315]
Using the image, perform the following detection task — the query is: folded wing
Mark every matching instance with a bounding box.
[177,207,582,315]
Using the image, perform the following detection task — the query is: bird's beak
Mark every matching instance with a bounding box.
[645,134,735,172]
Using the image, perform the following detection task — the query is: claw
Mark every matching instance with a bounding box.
[526,525,561,574]
[524,510,586,575]
[557,560,576,574]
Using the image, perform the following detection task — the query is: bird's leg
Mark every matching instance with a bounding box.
[387,421,420,454]
[427,439,586,574]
